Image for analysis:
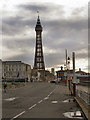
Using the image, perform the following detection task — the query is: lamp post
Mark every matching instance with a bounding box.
[67,57,70,95]
[68,57,70,91]
[72,52,76,97]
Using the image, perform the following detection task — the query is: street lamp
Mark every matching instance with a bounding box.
[67,57,70,70]
[67,57,70,95]
[68,57,71,91]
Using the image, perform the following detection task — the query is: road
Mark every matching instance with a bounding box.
[2,82,83,119]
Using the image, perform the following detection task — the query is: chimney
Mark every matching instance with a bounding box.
[79,68,81,71]
[61,66,63,70]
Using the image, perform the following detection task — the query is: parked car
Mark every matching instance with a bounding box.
[50,79,58,83]
[50,80,56,83]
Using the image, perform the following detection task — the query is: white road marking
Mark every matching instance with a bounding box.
[63,111,83,119]
[29,104,37,110]
[51,101,58,104]
[62,99,74,103]
[44,97,49,100]
[11,111,25,120]
[48,88,56,96]
[43,88,56,101]
[4,97,18,101]
[38,100,43,103]
[10,87,56,120]
[49,92,52,95]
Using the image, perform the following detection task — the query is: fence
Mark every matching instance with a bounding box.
[76,89,90,108]
[70,81,90,110]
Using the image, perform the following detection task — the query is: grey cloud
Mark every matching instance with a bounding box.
[2,2,88,70]
[45,53,65,68]
[72,7,86,16]
[76,53,88,59]
[43,18,87,34]
[3,37,35,52]
[17,3,64,14]
[2,3,64,35]
[3,16,35,35]
[3,3,87,36]
[18,4,49,12]
[4,53,34,68]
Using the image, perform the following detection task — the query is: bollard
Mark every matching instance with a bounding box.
[68,80,70,90]
[73,83,76,97]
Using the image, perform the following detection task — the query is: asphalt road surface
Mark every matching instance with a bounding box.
[2,82,83,120]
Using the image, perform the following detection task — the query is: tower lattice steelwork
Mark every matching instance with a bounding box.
[34,15,45,70]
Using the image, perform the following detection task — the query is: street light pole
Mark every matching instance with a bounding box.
[67,56,70,95]
[67,57,70,91]
[66,49,69,95]
[72,52,76,96]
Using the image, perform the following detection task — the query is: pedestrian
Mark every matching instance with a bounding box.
[4,82,7,93]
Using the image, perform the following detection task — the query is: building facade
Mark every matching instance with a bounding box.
[2,61,31,82]
[56,67,90,82]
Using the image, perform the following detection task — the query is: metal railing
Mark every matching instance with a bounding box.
[76,89,90,106]
[70,82,90,107]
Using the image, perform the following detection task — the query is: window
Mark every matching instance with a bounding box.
[37,40,41,44]
[37,53,41,56]
[37,37,40,40]
[37,53,40,56]
[40,63,42,68]
[37,49,41,52]
[37,34,40,37]
[37,58,39,62]
[37,63,39,67]
[37,44,41,48]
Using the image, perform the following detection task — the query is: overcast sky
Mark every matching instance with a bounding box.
[1,0,89,72]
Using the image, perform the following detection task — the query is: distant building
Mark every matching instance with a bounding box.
[76,68,90,82]
[45,70,55,82]
[32,69,54,82]
[2,61,31,82]
[76,68,88,75]
[56,67,90,82]
[56,67,73,81]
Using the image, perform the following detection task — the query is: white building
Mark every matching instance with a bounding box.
[2,61,31,81]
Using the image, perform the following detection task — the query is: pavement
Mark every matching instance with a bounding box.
[2,82,84,120]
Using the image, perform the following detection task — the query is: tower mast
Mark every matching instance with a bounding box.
[34,12,45,71]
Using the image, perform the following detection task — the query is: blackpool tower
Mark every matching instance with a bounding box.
[34,14,45,71]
